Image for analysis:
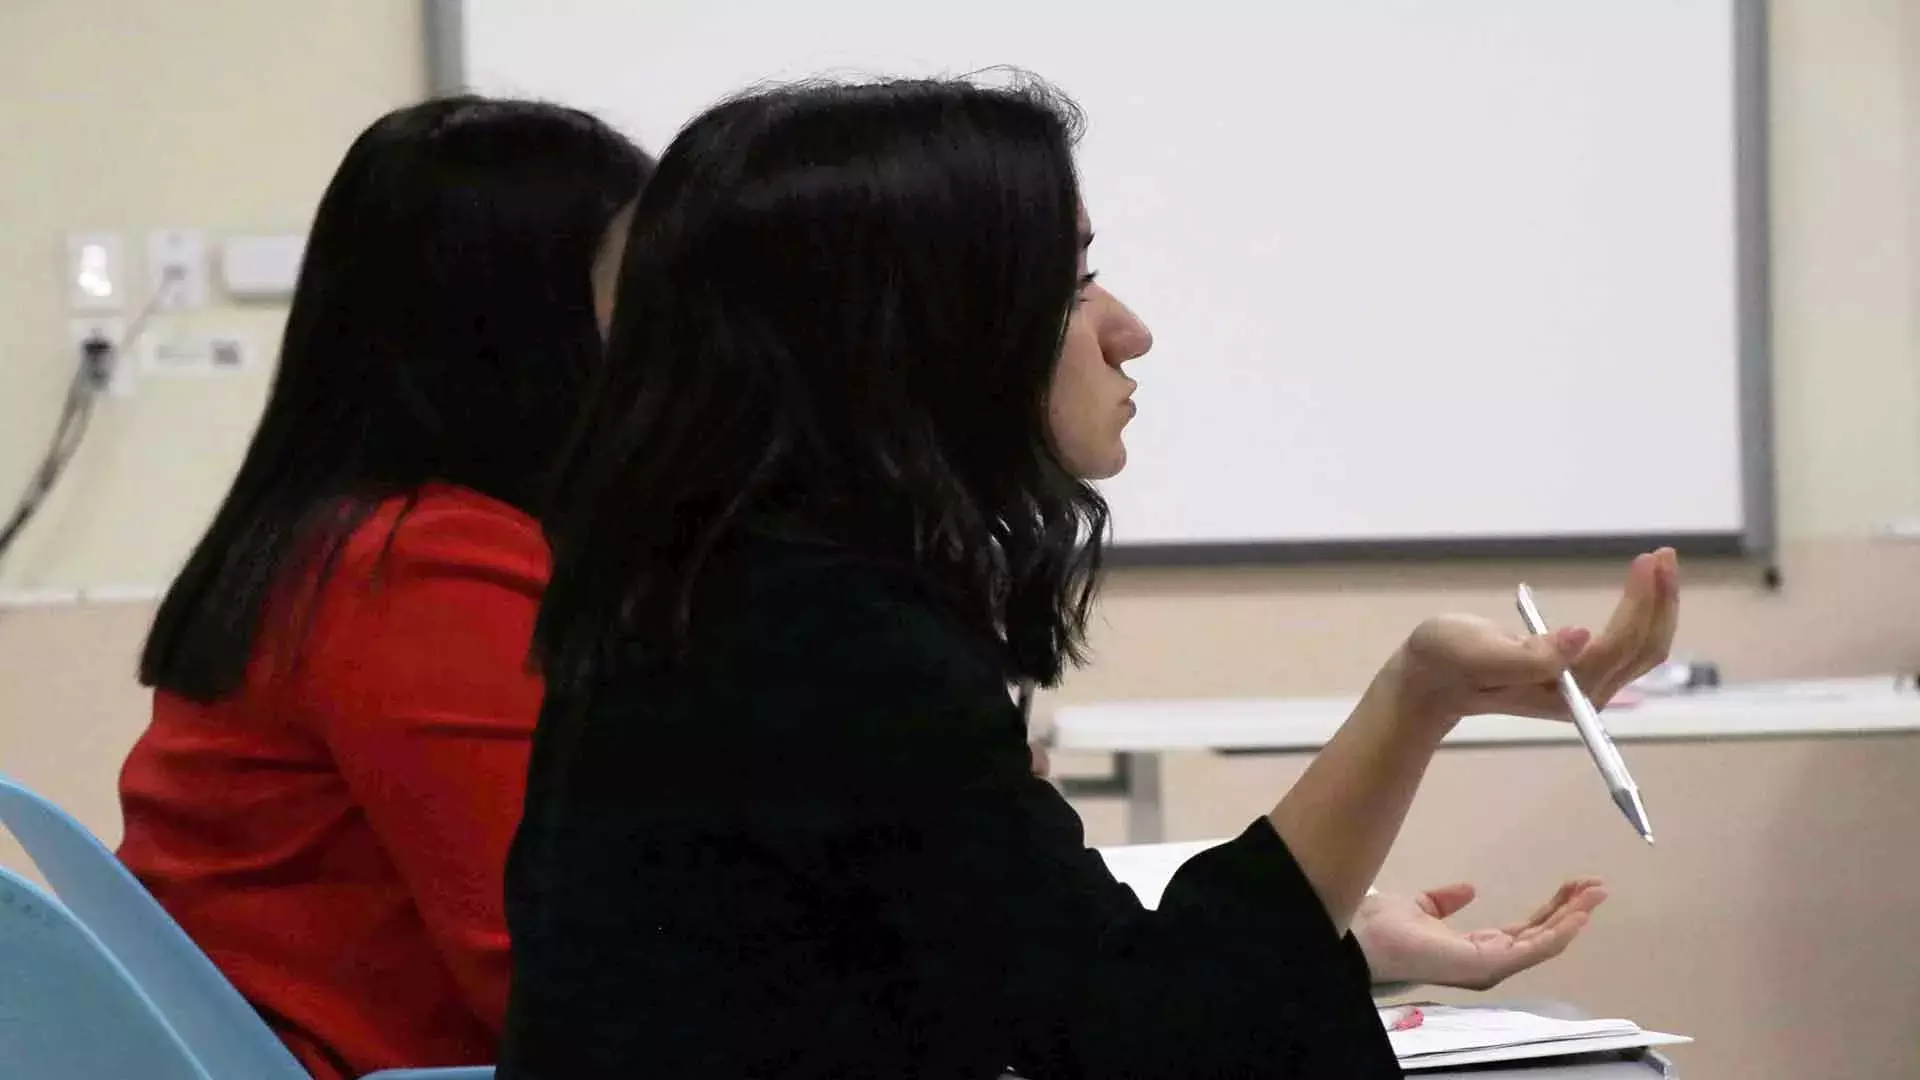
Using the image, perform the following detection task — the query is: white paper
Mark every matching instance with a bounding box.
[1386,1005,1639,1058]
[1382,1005,1691,1069]
[1399,1031,1693,1072]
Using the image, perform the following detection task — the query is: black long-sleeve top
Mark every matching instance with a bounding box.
[499,533,1401,1079]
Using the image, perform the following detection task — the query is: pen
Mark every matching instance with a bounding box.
[1515,584,1655,845]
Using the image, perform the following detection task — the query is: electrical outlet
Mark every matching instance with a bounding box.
[140,329,256,377]
[68,317,133,397]
[64,232,126,312]
[147,229,210,310]
[207,332,254,372]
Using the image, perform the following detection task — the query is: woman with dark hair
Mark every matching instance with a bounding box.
[117,96,653,1080]
[502,76,1677,1079]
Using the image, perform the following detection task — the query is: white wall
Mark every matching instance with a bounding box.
[2,1,1916,592]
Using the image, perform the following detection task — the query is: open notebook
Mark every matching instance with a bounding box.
[1383,1005,1691,1071]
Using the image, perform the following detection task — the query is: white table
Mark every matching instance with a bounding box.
[1059,677,1920,843]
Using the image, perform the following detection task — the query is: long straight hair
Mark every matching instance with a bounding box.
[535,76,1109,697]
[141,96,652,702]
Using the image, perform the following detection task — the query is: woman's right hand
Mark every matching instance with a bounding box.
[1386,617,1591,738]
[1386,548,1680,736]
[1269,549,1678,931]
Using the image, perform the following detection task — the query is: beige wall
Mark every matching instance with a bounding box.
[1,3,1918,1079]
[0,0,423,590]
[1764,0,1920,541]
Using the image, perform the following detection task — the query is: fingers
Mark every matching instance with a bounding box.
[1417,883,1478,920]
[1647,547,1680,668]
[1574,556,1656,699]
[1513,894,1595,946]
[1564,884,1608,918]
[1578,549,1681,705]
[1523,880,1582,926]
[1437,882,1606,990]
[1488,909,1591,983]
[1611,549,1680,704]
[1504,879,1607,935]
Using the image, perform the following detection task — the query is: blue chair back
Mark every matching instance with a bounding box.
[0,774,309,1078]
[0,865,210,1079]
[0,774,493,1080]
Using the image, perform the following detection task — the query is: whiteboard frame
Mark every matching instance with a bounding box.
[427,0,1774,568]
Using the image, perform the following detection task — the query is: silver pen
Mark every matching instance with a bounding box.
[1515,584,1655,845]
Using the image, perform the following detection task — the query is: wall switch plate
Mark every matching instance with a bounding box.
[68,316,133,397]
[141,332,208,376]
[221,234,305,300]
[147,229,210,310]
[65,232,126,311]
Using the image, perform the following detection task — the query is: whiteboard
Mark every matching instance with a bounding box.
[441,0,1770,559]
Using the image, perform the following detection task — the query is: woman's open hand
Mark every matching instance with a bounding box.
[1356,879,1608,991]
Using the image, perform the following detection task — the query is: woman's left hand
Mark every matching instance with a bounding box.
[1354,879,1608,991]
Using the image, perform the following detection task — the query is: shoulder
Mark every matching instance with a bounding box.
[693,534,1005,688]
[280,487,548,718]
[293,485,548,673]
[338,483,549,593]
[568,534,1029,799]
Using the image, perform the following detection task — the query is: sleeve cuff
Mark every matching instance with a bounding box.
[1155,817,1377,1001]
[1340,929,1379,988]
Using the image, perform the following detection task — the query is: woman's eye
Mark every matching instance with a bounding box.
[1076,270,1100,303]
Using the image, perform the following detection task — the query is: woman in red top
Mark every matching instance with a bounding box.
[117,96,654,1080]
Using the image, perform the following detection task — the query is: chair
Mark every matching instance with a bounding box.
[0,774,491,1080]
[0,865,211,1079]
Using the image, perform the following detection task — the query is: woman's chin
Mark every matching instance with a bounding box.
[1076,444,1128,482]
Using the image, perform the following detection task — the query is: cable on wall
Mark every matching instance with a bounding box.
[0,269,179,568]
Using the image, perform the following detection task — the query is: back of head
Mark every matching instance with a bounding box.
[538,75,1106,695]
[143,96,653,701]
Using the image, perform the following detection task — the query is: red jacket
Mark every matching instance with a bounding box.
[118,485,545,1079]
